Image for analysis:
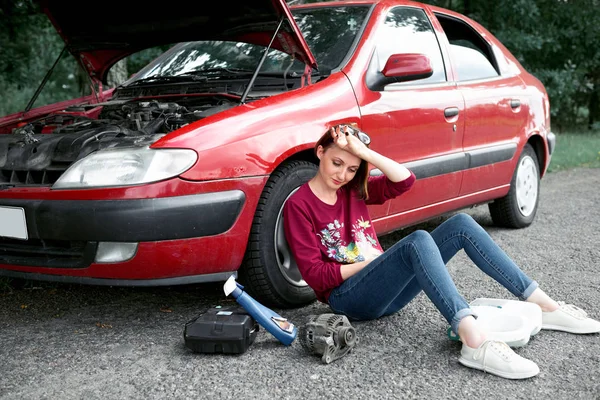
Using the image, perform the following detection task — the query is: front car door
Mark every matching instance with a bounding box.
[354,5,465,232]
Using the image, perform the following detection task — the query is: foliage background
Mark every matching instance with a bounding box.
[0,0,166,116]
[1,0,599,131]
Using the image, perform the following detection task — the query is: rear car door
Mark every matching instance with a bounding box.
[433,12,530,196]
[357,6,465,223]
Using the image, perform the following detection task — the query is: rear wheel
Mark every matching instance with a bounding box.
[239,160,318,308]
[489,143,540,228]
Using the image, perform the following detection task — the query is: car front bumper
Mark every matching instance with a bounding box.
[0,190,245,244]
[0,176,266,284]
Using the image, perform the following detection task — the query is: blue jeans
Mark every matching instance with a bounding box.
[328,213,538,335]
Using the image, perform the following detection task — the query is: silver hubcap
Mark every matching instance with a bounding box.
[274,188,307,287]
[515,155,538,217]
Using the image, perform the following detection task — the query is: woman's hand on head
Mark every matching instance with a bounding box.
[330,125,369,159]
[329,124,412,183]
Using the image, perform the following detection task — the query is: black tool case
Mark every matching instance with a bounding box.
[183,306,259,354]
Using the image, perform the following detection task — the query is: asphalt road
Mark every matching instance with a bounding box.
[1,168,599,400]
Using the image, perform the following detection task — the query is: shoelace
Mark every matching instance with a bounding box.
[474,340,515,366]
[557,301,588,319]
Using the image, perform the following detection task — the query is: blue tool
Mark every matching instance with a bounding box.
[223,275,297,346]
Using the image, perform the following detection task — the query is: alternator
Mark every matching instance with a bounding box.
[299,313,358,364]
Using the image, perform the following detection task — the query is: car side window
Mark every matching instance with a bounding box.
[435,13,500,81]
[375,7,446,87]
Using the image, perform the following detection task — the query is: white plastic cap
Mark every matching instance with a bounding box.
[223,275,237,296]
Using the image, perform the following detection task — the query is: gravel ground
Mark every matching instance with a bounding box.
[0,168,599,400]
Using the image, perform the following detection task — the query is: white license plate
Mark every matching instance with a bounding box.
[0,206,28,240]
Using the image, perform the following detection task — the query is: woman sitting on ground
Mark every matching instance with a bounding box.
[283,124,600,379]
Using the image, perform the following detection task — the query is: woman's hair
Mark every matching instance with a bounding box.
[314,128,370,200]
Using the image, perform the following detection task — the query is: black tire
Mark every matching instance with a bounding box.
[239,160,318,308]
[489,143,540,228]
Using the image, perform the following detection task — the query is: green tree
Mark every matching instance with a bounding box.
[0,0,86,115]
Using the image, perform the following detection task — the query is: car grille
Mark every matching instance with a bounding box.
[0,162,70,186]
[0,238,98,268]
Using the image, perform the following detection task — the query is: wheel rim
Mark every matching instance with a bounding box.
[274,187,308,287]
[515,155,538,217]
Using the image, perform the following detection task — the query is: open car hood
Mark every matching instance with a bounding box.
[38,0,318,80]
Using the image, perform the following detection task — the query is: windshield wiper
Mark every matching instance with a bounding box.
[255,68,329,78]
[121,75,207,88]
[201,68,254,74]
[119,69,251,88]
[178,68,255,79]
[121,69,254,88]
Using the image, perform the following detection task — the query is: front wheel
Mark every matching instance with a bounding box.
[239,160,318,308]
[489,143,540,228]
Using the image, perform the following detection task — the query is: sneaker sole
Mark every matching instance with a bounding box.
[541,324,600,334]
[450,336,531,348]
[458,357,539,380]
[509,336,531,348]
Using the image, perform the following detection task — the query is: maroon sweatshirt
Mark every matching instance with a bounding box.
[283,172,416,303]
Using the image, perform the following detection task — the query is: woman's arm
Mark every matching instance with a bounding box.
[283,199,345,292]
[340,257,376,280]
[331,125,411,182]
[285,194,380,283]
[360,148,412,183]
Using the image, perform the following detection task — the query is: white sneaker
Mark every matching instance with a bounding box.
[459,340,539,379]
[542,302,600,334]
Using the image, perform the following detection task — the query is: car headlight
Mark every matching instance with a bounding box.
[52,147,197,189]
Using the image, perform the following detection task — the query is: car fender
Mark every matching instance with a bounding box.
[517,75,552,176]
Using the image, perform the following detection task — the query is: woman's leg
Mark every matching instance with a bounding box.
[381,277,422,316]
[525,288,559,312]
[430,213,599,334]
[328,229,476,337]
[329,220,542,379]
[429,213,539,301]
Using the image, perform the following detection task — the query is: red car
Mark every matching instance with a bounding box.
[0,0,555,307]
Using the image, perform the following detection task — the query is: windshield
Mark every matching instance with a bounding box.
[125,5,371,85]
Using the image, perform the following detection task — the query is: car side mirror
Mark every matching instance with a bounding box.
[366,53,433,91]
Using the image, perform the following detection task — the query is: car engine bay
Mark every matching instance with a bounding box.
[0,95,239,186]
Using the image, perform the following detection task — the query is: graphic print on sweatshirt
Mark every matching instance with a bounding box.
[317,217,382,263]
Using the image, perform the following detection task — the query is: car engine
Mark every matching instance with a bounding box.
[0,97,237,186]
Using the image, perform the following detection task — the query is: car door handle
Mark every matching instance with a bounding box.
[444,107,459,118]
[511,99,521,109]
